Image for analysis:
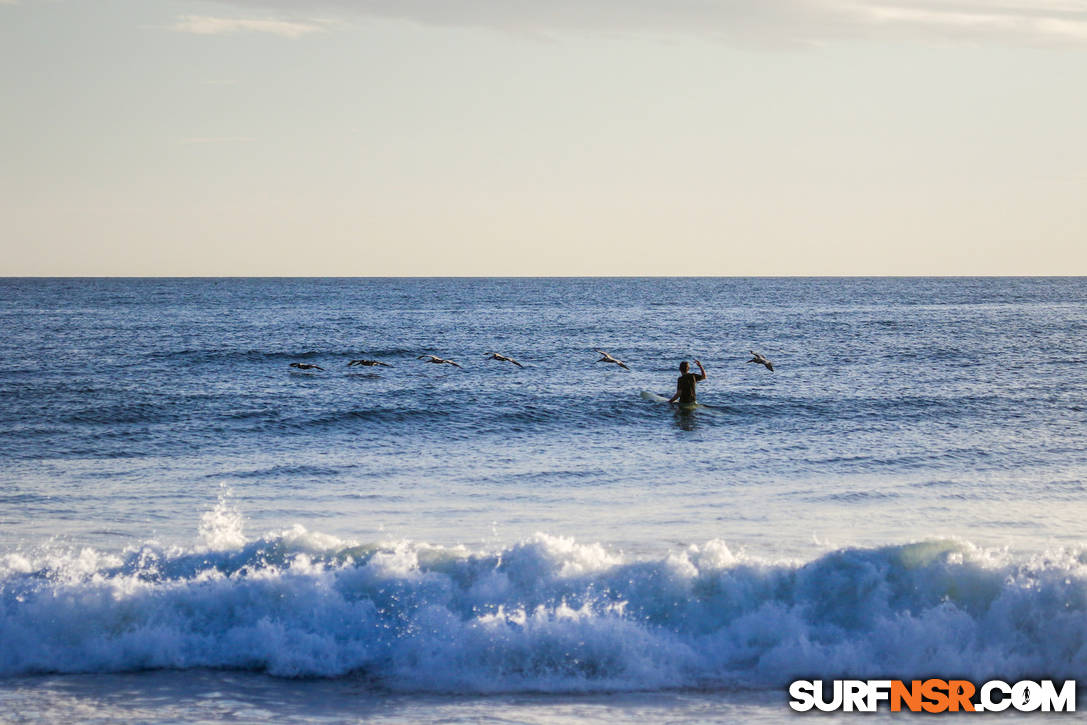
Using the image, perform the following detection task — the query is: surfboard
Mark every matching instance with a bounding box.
[640,390,703,411]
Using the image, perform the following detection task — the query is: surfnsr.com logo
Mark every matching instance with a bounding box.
[789,679,1076,713]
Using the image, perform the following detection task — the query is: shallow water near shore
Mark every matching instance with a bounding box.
[0,671,1070,724]
[1,277,1085,721]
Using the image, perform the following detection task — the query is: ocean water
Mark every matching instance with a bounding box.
[1,277,1085,722]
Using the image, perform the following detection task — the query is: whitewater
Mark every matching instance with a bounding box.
[1,277,1085,722]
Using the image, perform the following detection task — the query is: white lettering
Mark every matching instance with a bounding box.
[843,680,867,712]
[788,680,816,712]
[980,680,1011,712]
[814,680,843,712]
[1012,680,1042,711]
[1040,680,1076,712]
[866,679,892,711]
[789,677,1074,713]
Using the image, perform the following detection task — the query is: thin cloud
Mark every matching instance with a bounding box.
[210,0,1087,45]
[172,15,326,38]
[857,1,1087,43]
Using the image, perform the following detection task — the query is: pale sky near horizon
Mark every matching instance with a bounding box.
[2,0,1085,276]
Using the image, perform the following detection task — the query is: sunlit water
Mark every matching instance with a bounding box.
[1,277,1085,722]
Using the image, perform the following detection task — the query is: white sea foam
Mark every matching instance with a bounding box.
[1,521,1086,692]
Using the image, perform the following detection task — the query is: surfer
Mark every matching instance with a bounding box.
[668,359,706,405]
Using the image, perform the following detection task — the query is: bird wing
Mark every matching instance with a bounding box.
[767,362,774,371]
[619,362,629,370]
[512,359,523,368]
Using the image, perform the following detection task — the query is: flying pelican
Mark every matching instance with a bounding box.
[347,359,392,367]
[485,352,523,368]
[289,362,324,371]
[595,350,629,370]
[418,355,462,369]
[747,351,774,372]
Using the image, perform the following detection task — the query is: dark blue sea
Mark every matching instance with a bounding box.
[1,277,1085,722]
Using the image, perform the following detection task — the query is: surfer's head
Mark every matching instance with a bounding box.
[679,361,689,373]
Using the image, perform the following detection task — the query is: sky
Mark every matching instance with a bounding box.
[2,0,1085,276]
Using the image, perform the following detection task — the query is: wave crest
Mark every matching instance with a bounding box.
[2,528,1085,691]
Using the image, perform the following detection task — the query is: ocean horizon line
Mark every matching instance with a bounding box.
[3,274,1086,281]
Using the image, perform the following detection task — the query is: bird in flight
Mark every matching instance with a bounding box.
[747,351,774,372]
[485,352,523,368]
[595,350,629,370]
[347,359,392,367]
[289,362,324,371]
[418,355,462,369]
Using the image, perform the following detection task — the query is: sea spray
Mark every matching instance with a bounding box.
[198,489,246,551]
[2,520,1086,691]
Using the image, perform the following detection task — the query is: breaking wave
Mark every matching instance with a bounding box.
[2,501,1085,692]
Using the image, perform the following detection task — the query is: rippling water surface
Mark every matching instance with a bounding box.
[1,277,1085,722]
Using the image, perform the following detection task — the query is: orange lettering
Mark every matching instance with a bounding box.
[948,680,976,712]
[891,680,923,712]
[922,679,950,713]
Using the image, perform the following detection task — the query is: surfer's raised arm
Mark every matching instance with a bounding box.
[694,359,706,381]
